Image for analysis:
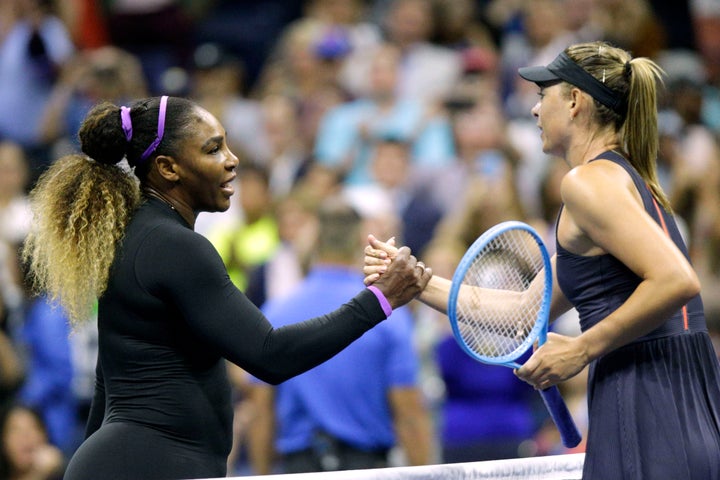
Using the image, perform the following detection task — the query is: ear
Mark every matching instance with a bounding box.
[568,88,584,119]
[153,155,180,182]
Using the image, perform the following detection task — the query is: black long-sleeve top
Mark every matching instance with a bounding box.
[86,197,387,462]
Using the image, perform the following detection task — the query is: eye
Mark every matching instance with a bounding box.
[208,145,221,154]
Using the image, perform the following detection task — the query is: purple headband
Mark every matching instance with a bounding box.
[120,106,133,141]
[140,95,169,161]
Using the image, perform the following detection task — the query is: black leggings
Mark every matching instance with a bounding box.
[64,422,226,480]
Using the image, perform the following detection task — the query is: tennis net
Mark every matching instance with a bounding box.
[219,453,585,480]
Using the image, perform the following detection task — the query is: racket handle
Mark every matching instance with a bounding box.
[539,386,582,448]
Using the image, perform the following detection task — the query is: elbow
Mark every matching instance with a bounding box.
[262,375,286,386]
[681,274,701,303]
[670,267,701,305]
[249,367,290,386]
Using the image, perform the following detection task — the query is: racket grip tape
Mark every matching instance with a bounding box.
[539,386,582,448]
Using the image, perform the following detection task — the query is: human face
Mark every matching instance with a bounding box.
[174,107,239,213]
[531,82,571,158]
[2,408,47,473]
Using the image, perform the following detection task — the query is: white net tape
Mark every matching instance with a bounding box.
[215,453,585,480]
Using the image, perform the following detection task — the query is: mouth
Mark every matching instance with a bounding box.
[220,177,235,196]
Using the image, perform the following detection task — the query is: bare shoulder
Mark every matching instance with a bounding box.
[560,159,634,208]
[560,158,648,253]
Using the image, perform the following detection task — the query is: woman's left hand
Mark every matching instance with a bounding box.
[514,332,588,389]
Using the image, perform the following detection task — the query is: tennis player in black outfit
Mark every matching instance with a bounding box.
[22,96,431,480]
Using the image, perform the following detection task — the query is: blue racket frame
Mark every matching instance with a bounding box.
[448,221,552,367]
[447,220,582,448]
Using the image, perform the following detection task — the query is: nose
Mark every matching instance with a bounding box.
[226,149,240,169]
[531,101,540,117]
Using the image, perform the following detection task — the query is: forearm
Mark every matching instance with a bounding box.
[418,275,451,314]
[240,291,386,384]
[577,278,697,361]
[246,386,276,475]
[395,414,434,466]
[390,388,435,466]
[0,333,23,389]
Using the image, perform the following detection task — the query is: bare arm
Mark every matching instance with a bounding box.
[566,162,698,359]
[365,235,448,312]
[364,235,571,320]
[0,330,23,390]
[246,383,277,475]
[516,161,700,388]
[389,387,434,466]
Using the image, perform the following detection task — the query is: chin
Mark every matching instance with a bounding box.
[216,200,232,212]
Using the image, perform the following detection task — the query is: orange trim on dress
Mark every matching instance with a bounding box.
[651,197,689,331]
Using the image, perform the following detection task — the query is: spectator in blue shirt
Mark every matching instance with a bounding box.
[314,43,455,186]
[246,197,434,474]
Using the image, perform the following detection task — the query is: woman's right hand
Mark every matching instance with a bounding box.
[368,239,431,309]
[363,234,398,285]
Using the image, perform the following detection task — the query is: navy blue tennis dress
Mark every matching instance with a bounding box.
[556,151,720,480]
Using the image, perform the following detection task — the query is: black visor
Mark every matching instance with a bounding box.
[519,52,626,115]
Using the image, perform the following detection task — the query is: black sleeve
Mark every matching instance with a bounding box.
[136,228,387,385]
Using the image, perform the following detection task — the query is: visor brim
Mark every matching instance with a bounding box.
[518,66,560,84]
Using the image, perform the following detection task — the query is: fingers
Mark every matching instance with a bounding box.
[367,234,399,258]
[514,353,541,387]
[364,234,395,286]
[364,244,391,286]
[363,238,432,289]
[396,247,432,285]
[363,273,381,286]
[514,351,557,390]
[418,264,432,288]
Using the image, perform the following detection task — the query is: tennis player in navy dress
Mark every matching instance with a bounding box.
[555,150,719,479]
[364,41,720,480]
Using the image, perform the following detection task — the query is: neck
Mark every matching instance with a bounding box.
[567,130,622,167]
[143,186,196,228]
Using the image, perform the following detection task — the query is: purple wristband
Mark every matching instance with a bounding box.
[367,286,392,318]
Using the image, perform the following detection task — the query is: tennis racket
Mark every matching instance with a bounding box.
[447,220,581,448]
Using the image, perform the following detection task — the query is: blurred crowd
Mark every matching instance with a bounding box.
[0,0,719,477]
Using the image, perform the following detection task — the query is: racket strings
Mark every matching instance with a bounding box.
[456,229,545,358]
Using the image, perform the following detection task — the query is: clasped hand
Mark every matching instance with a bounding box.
[363,234,431,308]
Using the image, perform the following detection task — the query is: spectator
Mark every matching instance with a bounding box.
[245,189,320,309]
[246,198,434,474]
[0,0,74,183]
[0,142,32,246]
[432,0,497,54]
[187,43,268,167]
[205,163,280,292]
[40,45,148,156]
[258,94,314,200]
[14,250,76,455]
[255,18,350,149]
[0,404,65,480]
[355,0,463,104]
[192,0,304,92]
[434,321,541,462]
[314,42,455,187]
[344,136,444,258]
[97,0,195,94]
